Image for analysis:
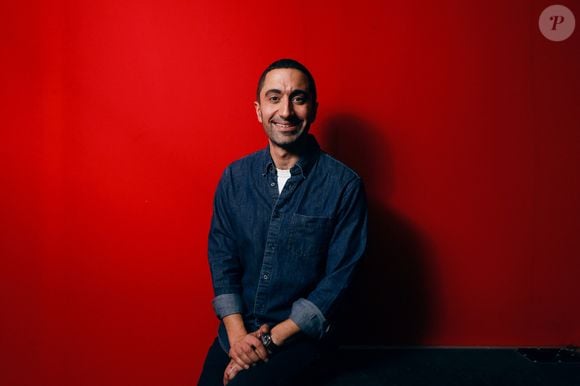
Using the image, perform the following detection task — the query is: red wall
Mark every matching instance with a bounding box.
[1,0,579,384]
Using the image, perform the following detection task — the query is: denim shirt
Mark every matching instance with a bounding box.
[208,135,368,352]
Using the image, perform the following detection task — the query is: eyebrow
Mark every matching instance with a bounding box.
[290,89,308,97]
[264,89,309,97]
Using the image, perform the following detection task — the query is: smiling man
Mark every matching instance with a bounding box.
[197,59,368,386]
[254,65,315,151]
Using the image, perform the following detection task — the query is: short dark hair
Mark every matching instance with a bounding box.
[256,58,317,103]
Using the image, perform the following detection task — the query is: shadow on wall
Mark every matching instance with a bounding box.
[318,113,437,346]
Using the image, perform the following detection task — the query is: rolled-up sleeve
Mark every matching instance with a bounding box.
[291,177,368,339]
[208,167,244,319]
[212,293,244,319]
[289,298,329,339]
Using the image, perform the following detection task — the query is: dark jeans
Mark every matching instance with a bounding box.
[197,337,335,386]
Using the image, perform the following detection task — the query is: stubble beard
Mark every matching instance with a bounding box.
[266,122,309,151]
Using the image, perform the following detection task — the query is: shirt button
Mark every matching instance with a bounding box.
[270,182,276,187]
[263,274,269,280]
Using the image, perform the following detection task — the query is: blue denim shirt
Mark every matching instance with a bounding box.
[208,135,367,352]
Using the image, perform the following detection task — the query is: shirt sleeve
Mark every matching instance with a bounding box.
[289,177,368,339]
[208,167,244,319]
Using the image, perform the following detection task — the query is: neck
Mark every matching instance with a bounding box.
[269,141,299,170]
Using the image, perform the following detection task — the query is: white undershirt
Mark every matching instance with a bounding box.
[276,168,291,194]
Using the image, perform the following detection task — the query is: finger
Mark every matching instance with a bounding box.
[230,366,242,379]
[245,348,261,364]
[234,350,252,369]
[246,336,269,361]
[232,346,252,368]
[251,324,270,338]
[259,324,271,335]
[231,353,248,370]
[228,350,245,369]
[223,370,236,386]
[223,362,240,385]
[242,337,266,362]
[240,352,254,368]
[253,344,269,362]
[223,366,232,385]
[243,335,268,362]
[244,335,264,349]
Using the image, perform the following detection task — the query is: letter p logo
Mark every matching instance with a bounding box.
[550,15,565,30]
[539,5,576,42]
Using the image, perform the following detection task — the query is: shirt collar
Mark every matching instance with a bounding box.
[260,134,321,178]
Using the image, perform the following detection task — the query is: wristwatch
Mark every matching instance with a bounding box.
[260,332,280,355]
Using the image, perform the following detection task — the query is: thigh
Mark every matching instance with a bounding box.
[197,338,230,386]
[228,339,331,386]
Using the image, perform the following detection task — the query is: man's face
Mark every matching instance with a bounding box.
[254,68,317,149]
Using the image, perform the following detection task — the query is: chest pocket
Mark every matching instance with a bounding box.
[289,214,333,257]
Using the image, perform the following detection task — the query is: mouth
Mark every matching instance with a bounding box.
[272,121,300,131]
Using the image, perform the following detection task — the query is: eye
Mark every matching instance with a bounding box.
[268,95,280,103]
[292,95,306,104]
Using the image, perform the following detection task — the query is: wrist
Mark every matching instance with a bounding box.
[270,327,285,346]
[222,314,248,346]
[270,319,300,346]
[228,331,247,346]
[260,332,281,355]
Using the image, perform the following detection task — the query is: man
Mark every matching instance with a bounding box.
[198,59,367,386]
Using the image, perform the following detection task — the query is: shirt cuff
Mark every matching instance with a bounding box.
[212,293,243,319]
[289,298,329,340]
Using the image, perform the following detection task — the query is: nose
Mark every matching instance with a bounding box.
[278,96,294,120]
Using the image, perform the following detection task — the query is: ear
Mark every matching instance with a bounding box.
[253,101,263,123]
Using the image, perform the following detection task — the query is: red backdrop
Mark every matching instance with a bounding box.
[1,0,579,384]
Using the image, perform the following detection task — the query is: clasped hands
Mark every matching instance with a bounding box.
[223,324,271,385]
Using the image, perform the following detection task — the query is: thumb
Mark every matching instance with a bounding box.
[258,324,271,336]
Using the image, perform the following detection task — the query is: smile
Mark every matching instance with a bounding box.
[272,122,299,129]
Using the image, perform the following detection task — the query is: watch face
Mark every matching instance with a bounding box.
[261,333,272,347]
[261,333,275,355]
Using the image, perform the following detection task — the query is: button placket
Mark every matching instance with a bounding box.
[254,178,282,316]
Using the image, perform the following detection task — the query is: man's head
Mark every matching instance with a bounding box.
[255,59,317,103]
[254,59,318,150]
